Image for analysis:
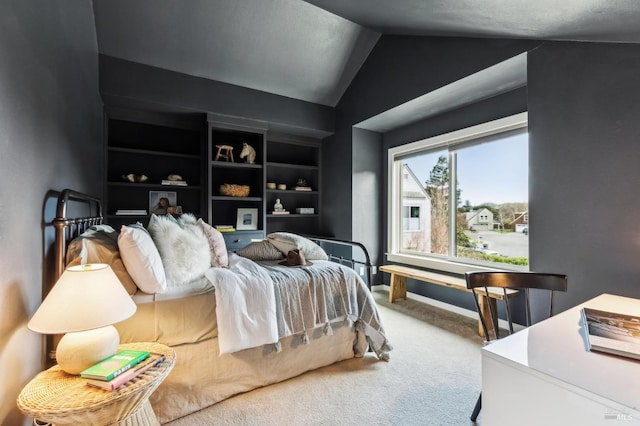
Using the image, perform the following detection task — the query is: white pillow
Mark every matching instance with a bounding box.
[118,224,166,294]
[267,232,328,260]
[148,214,211,287]
[197,219,229,267]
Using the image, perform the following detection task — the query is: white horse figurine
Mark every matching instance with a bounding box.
[239,143,256,164]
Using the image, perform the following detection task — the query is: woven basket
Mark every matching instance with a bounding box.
[220,183,250,197]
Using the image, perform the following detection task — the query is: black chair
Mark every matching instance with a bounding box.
[466,271,567,422]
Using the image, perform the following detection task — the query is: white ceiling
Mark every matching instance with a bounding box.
[93,0,640,107]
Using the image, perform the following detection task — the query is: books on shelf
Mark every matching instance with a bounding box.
[116,209,147,216]
[582,307,640,360]
[271,210,290,215]
[80,349,150,381]
[86,353,165,391]
[215,225,236,232]
[293,186,312,191]
[161,179,188,186]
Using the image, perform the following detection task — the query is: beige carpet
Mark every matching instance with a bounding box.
[164,289,484,425]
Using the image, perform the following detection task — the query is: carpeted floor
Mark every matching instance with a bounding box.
[165,289,484,425]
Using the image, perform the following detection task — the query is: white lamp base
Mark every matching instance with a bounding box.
[56,326,120,374]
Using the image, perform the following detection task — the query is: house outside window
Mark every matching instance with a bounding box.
[403,206,421,231]
[401,165,431,251]
[387,113,529,274]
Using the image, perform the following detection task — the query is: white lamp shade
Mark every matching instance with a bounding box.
[28,264,137,334]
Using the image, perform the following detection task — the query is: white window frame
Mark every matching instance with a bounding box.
[387,112,528,275]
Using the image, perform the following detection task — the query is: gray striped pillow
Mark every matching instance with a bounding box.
[236,240,284,261]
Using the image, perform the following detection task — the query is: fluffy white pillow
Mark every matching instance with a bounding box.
[148,214,211,287]
[118,224,166,294]
[267,232,328,260]
[236,240,284,261]
[197,219,229,267]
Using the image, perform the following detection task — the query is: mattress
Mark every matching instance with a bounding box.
[116,281,218,346]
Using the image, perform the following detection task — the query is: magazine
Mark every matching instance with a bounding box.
[582,307,640,360]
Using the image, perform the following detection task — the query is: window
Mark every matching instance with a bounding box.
[388,113,528,273]
[403,206,421,231]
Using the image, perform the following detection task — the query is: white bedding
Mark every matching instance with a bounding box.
[205,254,279,354]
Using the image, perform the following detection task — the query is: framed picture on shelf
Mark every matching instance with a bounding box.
[236,208,258,230]
[149,191,177,215]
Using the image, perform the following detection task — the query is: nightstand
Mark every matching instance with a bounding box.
[17,342,175,426]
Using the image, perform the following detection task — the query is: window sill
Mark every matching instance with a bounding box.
[385,252,527,275]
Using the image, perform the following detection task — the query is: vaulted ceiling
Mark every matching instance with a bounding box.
[93,0,640,107]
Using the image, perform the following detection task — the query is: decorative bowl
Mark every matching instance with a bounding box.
[220,184,250,197]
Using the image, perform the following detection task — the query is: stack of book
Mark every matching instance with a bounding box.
[215,225,236,232]
[161,179,188,186]
[293,186,312,191]
[272,210,290,215]
[116,209,147,216]
[81,349,165,391]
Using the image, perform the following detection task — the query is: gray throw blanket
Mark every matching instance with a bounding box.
[259,259,392,361]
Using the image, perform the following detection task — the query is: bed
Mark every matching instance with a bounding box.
[51,189,391,423]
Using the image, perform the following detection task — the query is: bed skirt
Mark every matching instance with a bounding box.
[150,320,366,423]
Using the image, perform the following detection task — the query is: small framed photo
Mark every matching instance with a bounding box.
[236,208,259,230]
[149,191,177,215]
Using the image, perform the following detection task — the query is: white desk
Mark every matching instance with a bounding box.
[482,293,640,425]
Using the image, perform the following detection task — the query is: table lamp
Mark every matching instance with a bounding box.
[28,264,137,374]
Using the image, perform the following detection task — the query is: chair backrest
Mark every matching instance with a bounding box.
[466,271,567,341]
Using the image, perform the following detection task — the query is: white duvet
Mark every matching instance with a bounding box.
[204,255,279,355]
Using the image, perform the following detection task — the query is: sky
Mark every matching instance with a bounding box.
[404,133,528,206]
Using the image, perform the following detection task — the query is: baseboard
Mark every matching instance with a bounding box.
[372,284,522,331]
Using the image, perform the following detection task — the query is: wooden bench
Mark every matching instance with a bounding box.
[378,264,518,336]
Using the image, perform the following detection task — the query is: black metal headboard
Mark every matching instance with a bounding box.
[302,235,373,289]
[53,189,103,280]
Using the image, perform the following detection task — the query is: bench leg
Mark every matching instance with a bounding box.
[389,274,407,303]
[477,294,497,338]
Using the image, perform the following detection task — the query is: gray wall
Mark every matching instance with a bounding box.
[0,2,102,424]
[352,127,383,267]
[529,41,640,311]
[99,55,335,138]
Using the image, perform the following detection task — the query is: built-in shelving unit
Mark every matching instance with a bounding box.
[103,109,323,241]
[207,115,267,244]
[266,133,321,234]
[104,108,206,229]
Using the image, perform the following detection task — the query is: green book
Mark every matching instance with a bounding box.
[80,349,150,381]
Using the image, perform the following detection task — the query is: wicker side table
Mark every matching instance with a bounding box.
[17,342,175,426]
